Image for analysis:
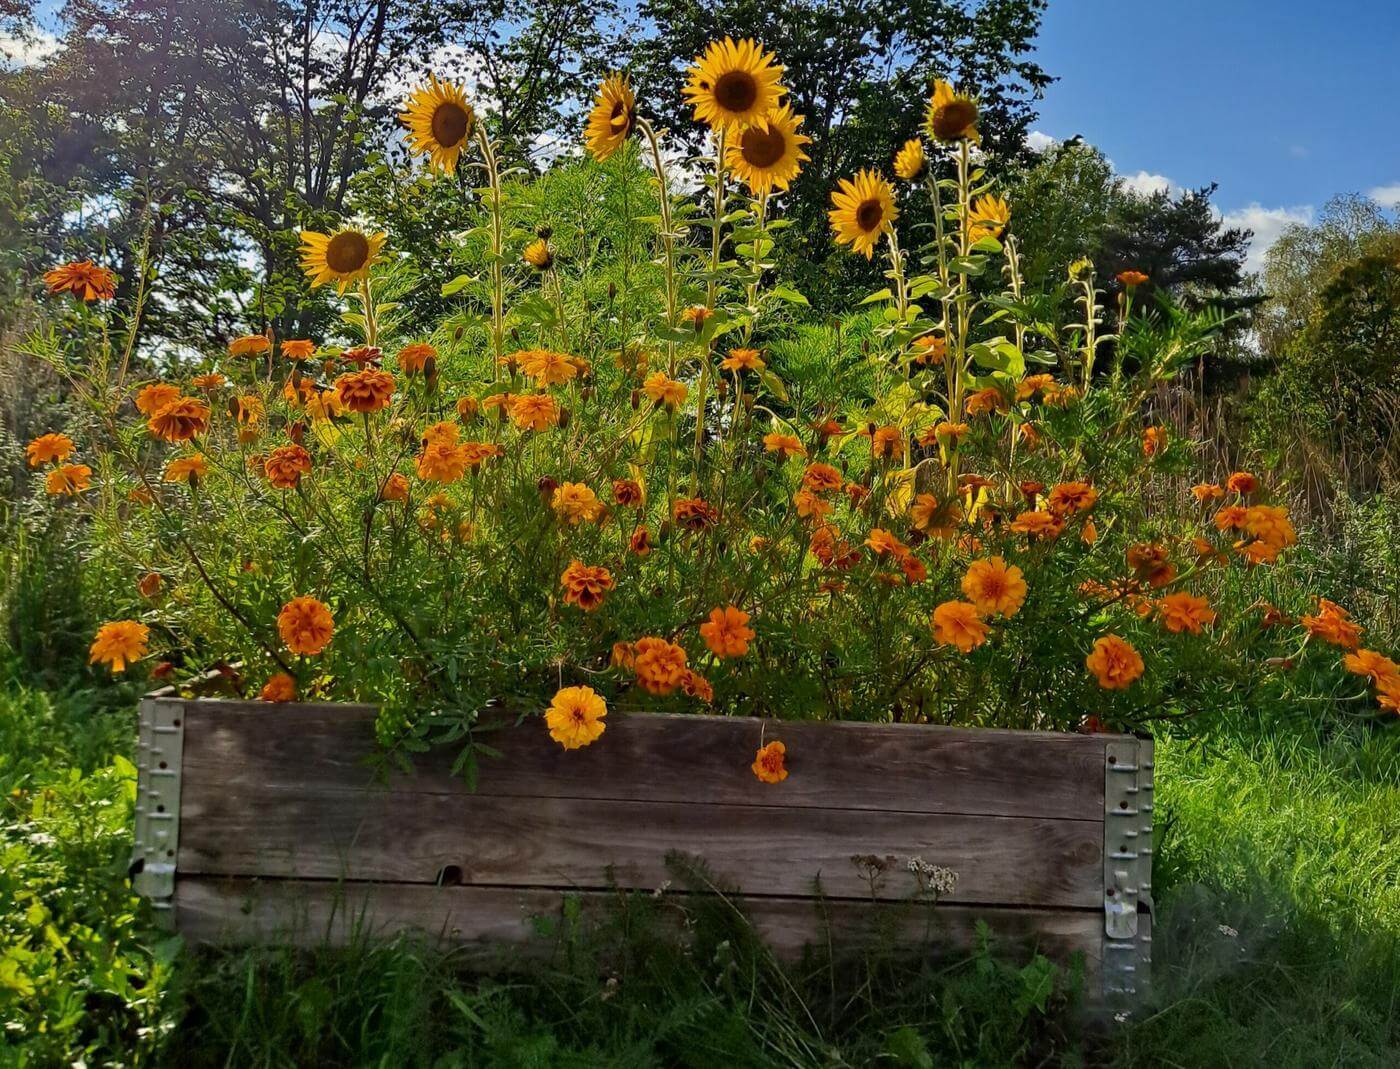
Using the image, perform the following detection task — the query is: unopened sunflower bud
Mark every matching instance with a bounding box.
[453,325,464,341]
[608,281,617,301]
[631,388,641,410]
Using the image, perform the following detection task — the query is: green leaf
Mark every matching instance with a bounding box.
[440,274,475,297]
[860,287,895,305]
[768,285,809,306]
[758,369,789,402]
[947,256,986,276]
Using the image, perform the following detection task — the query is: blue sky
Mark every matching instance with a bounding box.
[1029,0,1400,265]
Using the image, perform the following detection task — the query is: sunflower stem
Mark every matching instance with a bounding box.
[636,118,679,370]
[474,125,507,382]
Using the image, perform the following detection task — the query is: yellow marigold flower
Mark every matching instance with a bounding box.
[966,194,1010,243]
[281,339,316,361]
[893,137,926,180]
[961,557,1027,618]
[763,432,805,457]
[751,740,788,783]
[510,393,560,431]
[522,238,554,271]
[265,444,312,489]
[397,342,436,374]
[829,169,897,258]
[415,442,469,485]
[299,228,387,292]
[277,596,334,656]
[45,259,117,300]
[544,685,607,749]
[25,433,75,467]
[925,80,979,143]
[1086,634,1144,690]
[683,37,786,131]
[700,605,755,658]
[1157,592,1217,635]
[229,334,271,357]
[584,73,636,161]
[642,371,688,409]
[1244,504,1297,551]
[399,75,474,174]
[259,672,297,702]
[560,560,615,612]
[633,637,689,695]
[552,482,604,525]
[45,463,92,496]
[725,103,810,195]
[164,454,208,484]
[90,620,149,673]
[334,368,395,414]
[931,601,988,653]
[721,347,765,373]
[517,349,577,387]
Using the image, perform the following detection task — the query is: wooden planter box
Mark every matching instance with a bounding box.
[131,690,1154,1008]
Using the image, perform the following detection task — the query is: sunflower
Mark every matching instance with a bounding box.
[298,228,386,292]
[584,74,636,161]
[966,194,1010,243]
[893,138,926,181]
[828,169,897,258]
[924,80,979,143]
[522,238,554,271]
[724,104,810,195]
[399,75,475,174]
[683,37,785,132]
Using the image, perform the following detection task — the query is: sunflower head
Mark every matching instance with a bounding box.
[400,75,475,174]
[966,194,1010,243]
[725,104,811,195]
[522,238,554,271]
[299,228,386,292]
[683,37,786,132]
[924,80,979,144]
[828,169,898,258]
[584,74,636,161]
[893,138,927,181]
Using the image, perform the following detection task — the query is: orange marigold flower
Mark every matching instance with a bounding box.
[147,396,211,443]
[763,432,806,458]
[1141,425,1167,457]
[1377,685,1400,714]
[864,527,908,559]
[1191,483,1225,503]
[544,685,607,749]
[801,462,844,494]
[461,441,503,469]
[135,383,182,416]
[44,259,117,300]
[234,394,265,426]
[681,305,713,329]
[965,388,1008,418]
[911,494,962,539]
[629,525,652,555]
[931,601,988,653]
[1117,270,1149,288]
[899,553,928,584]
[335,368,395,414]
[229,334,271,357]
[1085,634,1144,690]
[510,392,560,431]
[1082,519,1098,544]
[192,373,226,392]
[674,497,718,530]
[552,482,604,524]
[396,342,437,374]
[26,433,75,467]
[341,345,382,366]
[89,620,149,673]
[869,425,903,459]
[1047,481,1097,515]
[933,421,970,447]
[164,454,208,484]
[46,463,92,496]
[456,396,480,422]
[260,672,297,702]
[421,420,460,447]
[793,488,832,521]
[305,390,344,422]
[1214,504,1249,532]
[380,472,410,502]
[634,636,689,695]
[560,560,615,611]
[1009,510,1063,539]
[810,525,859,570]
[642,371,688,409]
[681,670,714,702]
[1243,504,1296,551]
[912,335,946,365]
[612,478,644,506]
[1156,592,1216,635]
[1342,649,1400,690]
[517,348,577,387]
[416,441,470,484]
[281,339,316,361]
[752,740,788,784]
[1127,543,1176,588]
[610,641,636,669]
[700,605,755,658]
[1015,374,1056,402]
[962,557,1027,618]
[1226,471,1259,495]
[265,443,312,489]
[720,347,765,372]
[1300,599,1363,650]
[277,596,334,656]
[138,572,163,598]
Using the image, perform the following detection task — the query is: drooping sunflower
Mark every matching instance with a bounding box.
[399,75,475,174]
[584,74,636,161]
[299,228,386,292]
[724,104,810,195]
[828,169,897,258]
[893,138,926,181]
[683,37,785,132]
[924,80,979,143]
[966,194,1010,243]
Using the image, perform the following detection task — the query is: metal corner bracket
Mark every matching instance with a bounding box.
[1102,735,1154,1005]
[130,696,186,927]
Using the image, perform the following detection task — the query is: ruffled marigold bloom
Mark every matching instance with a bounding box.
[721,347,765,373]
[681,670,714,702]
[278,596,334,656]
[932,601,988,653]
[965,387,1008,417]
[281,339,316,361]
[674,496,719,530]
[397,342,436,374]
[1009,510,1063,539]
[560,560,615,611]
[1157,592,1216,635]
[912,334,946,365]
[1214,504,1249,532]
[135,383,182,416]
[552,482,604,525]
[642,371,688,409]
[1015,374,1056,402]
[510,393,560,431]
[893,137,926,180]
[868,425,902,460]
[265,443,312,489]
[1226,471,1259,495]
[899,553,928,584]
[45,259,118,300]
[1127,543,1176,588]
[234,394,265,426]
[611,641,636,669]
[1086,634,1144,690]
[416,441,469,484]
[299,228,387,292]
[544,685,607,749]
[1141,426,1167,457]
[962,557,1027,618]
[763,432,805,457]
[1300,598,1363,650]
[305,390,344,423]
[911,493,962,538]
[260,672,297,703]
[456,396,480,422]
[1243,504,1297,551]
[793,488,832,521]
[90,620,149,673]
[517,349,577,387]
[335,368,395,414]
[612,478,644,506]
[191,373,226,392]
[1118,270,1149,289]
[700,605,755,658]
[752,740,788,784]
[924,80,978,143]
[864,527,908,559]
[1342,649,1399,689]
[229,334,271,357]
[46,463,92,496]
[26,433,75,467]
[1191,483,1225,503]
[683,37,786,131]
[931,421,969,448]
[629,524,652,556]
[1048,481,1097,515]
[421,421,460,447]
[725,103,810,194]
[584,73,636,161]
[966,194,1010,243]
[829,169,897,258]
[801,462,844,494]
[341,345,382,367]
[634,637,689,695]
[380,472,410,502]
[400,75,475,174]
[682,305,714,329]
[164,454,208,484]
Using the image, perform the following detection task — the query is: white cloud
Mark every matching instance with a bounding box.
[1120,170,1179,197]
[1026,130,1058,153]
[1220,203,1315,272]
[1367,183,1400,209]
[0,30,59,69]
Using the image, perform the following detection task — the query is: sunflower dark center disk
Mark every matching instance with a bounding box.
[431,102,470,147]
[326,232,370,274]
[932,100,977,139]
[741,125,787,168]
[714,70,758,114]
[856,198,884,232]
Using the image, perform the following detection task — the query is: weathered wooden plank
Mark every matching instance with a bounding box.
[174,877,1103,979]
[178,701,1109,821]
[178,780,1103,907]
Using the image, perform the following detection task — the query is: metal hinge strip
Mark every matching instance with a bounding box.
[130,697,185,926]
